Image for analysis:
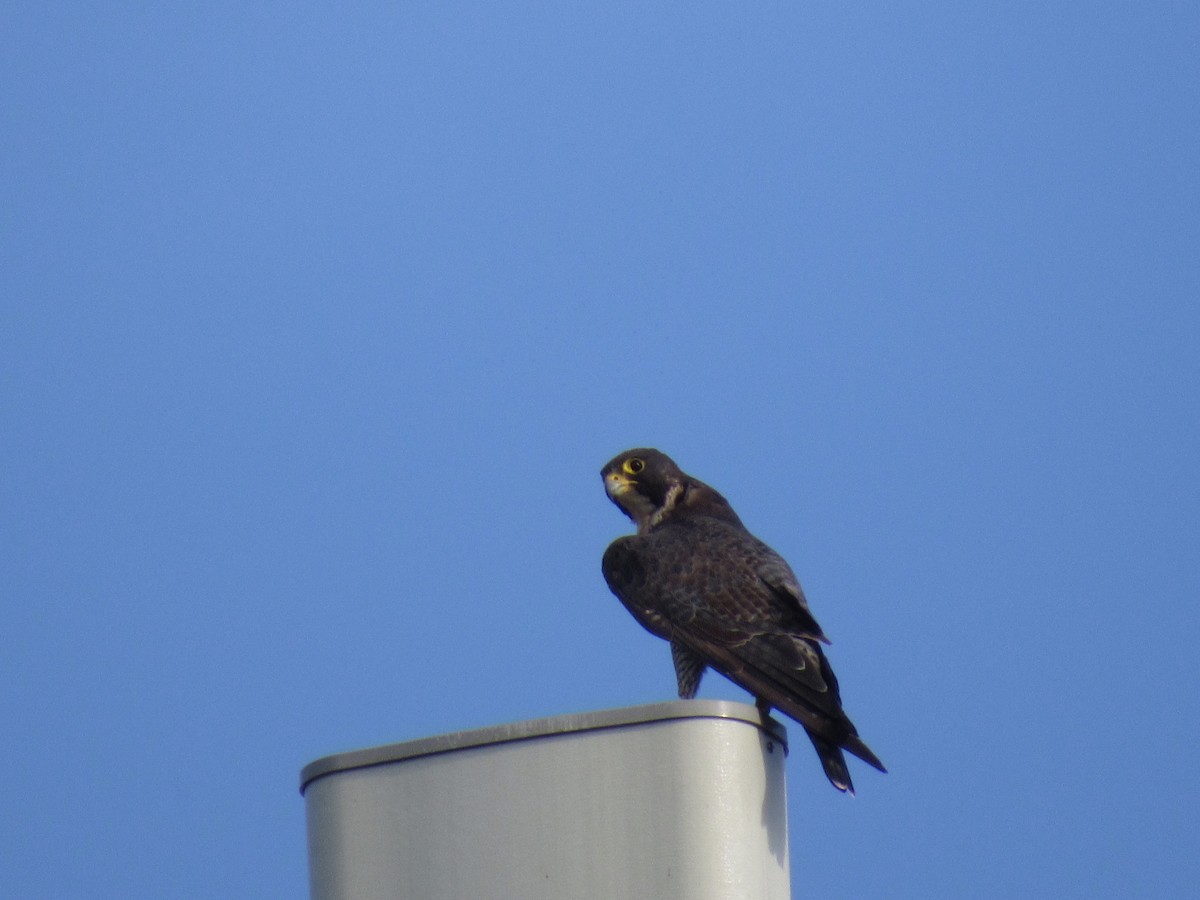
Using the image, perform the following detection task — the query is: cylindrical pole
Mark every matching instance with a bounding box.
[302,700,791,900]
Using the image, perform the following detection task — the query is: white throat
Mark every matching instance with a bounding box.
[641,481,683,534]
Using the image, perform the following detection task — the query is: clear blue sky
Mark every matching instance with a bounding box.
[3,3,1197,897]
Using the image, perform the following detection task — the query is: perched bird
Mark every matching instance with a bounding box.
[600,448,886,793]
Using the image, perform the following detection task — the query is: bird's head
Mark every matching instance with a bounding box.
[602,448,746,532]
[601,448,687,533]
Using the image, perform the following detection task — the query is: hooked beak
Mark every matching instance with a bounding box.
[604,470,635,500]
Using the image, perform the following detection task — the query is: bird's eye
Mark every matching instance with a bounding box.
[624,457,645,475]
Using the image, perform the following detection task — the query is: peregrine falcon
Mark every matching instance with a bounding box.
[600,448,886,793]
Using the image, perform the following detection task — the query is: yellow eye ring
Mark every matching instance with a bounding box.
[623,457,645,475]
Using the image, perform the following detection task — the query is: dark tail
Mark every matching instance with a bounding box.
[809,733,886,794]
[811,736,856,793]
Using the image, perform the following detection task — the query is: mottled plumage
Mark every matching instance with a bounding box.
[601,448,885,793]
